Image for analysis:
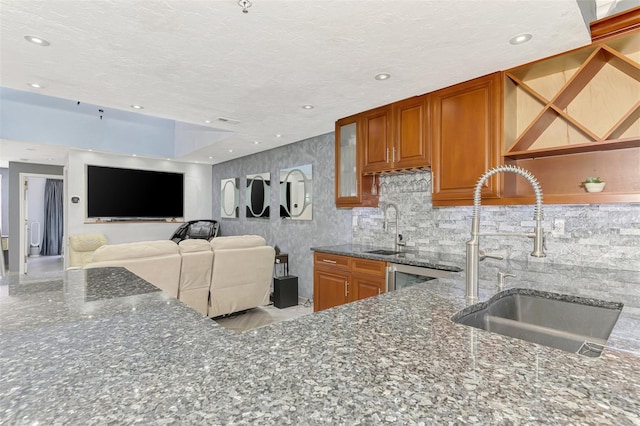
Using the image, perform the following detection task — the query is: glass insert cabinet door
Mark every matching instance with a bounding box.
[336,117,358,200]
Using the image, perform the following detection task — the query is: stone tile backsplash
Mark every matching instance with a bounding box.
[353,172,640,272]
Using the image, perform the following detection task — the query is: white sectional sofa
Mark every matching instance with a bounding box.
[86,239,183,298]
[84,235,276,317]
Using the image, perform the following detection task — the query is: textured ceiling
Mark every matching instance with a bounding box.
[0,0,596,166]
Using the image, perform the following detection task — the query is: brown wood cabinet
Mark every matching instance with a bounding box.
[430,72,502,206]
[334,13,640,207]
[335,114,378,208]
[362,96,429,174]
[313,253,386,312]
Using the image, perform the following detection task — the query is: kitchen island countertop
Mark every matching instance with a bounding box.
[1,265,639,424]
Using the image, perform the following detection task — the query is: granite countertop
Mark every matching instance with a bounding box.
[311,243,463,272]
[1,266,639,424]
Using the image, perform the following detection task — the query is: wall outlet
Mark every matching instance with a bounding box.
[552,218,565,236]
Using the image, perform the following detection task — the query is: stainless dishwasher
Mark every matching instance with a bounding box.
[386,263,456,292]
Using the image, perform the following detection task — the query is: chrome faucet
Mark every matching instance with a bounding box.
[465,165,546,303]
[383,202,405,251]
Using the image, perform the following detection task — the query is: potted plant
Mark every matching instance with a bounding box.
[581,177,606,193]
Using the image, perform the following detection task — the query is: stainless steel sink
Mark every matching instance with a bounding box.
[365,249,403,255]
[451,288,623,357]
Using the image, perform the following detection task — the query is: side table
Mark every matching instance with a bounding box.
[273,253,298,309]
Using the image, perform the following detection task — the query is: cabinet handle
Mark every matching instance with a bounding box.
[378,288,381,295]
[345,281,349,297]
[322,259,337,264]
[392,147,396,163]
[386,148,389,163]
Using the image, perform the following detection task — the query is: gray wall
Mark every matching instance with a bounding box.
[8,162,64,272]
[214,135,640,303]
[212,132,352,299]
[353,172,640,272]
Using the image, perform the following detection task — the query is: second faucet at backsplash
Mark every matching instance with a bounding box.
[382,202,406,252]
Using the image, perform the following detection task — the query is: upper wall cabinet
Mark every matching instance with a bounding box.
[335,114,378,208]
[361,95,429,174]
[430,72,502,206]
[502,30,640,204]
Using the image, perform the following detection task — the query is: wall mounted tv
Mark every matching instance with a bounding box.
[87,165,184,220]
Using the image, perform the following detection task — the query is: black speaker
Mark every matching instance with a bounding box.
[273,275,298,309]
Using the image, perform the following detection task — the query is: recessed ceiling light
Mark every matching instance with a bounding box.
[302,105,314,110]
[131,105,144,110]
[509,33,532,45]
[27,82,43,89]
[204,120,211,124]
[24,35,50,46]
[228,149,233,153]
[375,72,391,81]
[208,156,213,159]
[132,154,137,157]
[276,134,282,138]
[254,141,260,145]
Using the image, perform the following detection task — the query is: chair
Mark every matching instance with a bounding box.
[68,233,108,268]
[208,235,275,317]
[170,220,219,243]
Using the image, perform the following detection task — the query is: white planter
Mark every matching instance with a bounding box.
[584,182,606,193]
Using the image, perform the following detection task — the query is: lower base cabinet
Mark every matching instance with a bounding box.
[313,253,386,312]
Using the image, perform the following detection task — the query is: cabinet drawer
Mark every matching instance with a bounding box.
[351,258,387,277]
[314,253,351,270]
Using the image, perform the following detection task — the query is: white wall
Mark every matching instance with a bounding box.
[66,151,213,248]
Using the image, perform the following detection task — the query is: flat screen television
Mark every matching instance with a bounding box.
[87,165,184,219]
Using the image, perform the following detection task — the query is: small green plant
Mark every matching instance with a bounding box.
[581,177,603,186]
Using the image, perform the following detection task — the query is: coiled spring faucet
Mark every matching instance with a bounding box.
[465,165,546,303]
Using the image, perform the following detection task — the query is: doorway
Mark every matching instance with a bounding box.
[18,173,64,277]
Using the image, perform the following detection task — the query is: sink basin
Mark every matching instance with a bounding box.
[365,249,402,255]
[451,288,623,357]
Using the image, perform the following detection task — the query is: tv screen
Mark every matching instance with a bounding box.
[87,165,184,219]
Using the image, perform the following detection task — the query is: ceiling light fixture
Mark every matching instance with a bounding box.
[302,105,314,110]
[254,141,260,145]
[509,33,532,45]
[238,0,252,13]
[27,82,43,89]
[228,149,233,153]
[24,35,50,46]
[375,72,391,81]
[204,120,211,124]
[276,134,282,138]
[131,104,144,110]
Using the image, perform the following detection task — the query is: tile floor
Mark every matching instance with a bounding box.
[213,302,313,332]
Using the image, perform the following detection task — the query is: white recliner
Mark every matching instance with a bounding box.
[68,233,108,268]
[208,235,275,318]
[85,240,182,298]
[178,239,213,315]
